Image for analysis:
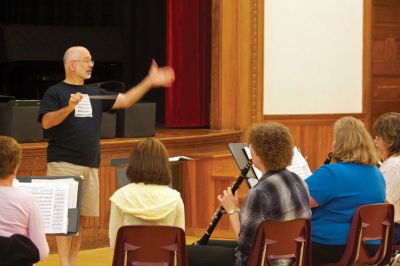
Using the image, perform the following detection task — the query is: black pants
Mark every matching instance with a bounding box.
[311,242,345,265]
[311,242,380,265]
[187,239,237,266]
[394,223,400,245]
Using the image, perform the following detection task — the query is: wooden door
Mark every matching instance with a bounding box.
[371,0,400,122]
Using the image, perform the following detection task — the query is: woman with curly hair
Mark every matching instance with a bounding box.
[305,116,386,265]
[189,123,310,266]
[372,112,400,244]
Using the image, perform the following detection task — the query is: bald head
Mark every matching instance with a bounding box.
[63,46,93,83]
[63,46,90,65]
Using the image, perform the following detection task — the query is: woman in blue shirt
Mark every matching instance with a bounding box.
[305,116,385,265]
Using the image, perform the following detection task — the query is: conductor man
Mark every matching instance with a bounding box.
[38,46,175,266]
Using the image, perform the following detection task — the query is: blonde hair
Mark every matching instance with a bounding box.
[0,136,22,179]
[332,116,380,166]
[372,112,400,157]
[249,123,293,171]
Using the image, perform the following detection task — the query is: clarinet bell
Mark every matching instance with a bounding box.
[323,152,332,165]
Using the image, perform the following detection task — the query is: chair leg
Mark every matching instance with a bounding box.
[391,253,400,266]
[260,244,267,266]
[298,242,304,266]
[173,250,177,266]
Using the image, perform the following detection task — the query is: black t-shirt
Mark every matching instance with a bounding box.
[38,82,118,167]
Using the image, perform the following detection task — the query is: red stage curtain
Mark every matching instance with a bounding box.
[166,0,211,127]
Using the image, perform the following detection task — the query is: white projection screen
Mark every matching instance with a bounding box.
[264,0,363,115]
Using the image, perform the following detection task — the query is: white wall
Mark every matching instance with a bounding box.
[264,0,363,115]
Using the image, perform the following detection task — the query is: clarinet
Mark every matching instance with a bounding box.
[324,152,332,165]
[193,160,253,245]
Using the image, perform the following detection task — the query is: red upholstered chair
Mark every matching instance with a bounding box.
[112,225,188,266]
[321,203,394,266]
[247,219,311,266]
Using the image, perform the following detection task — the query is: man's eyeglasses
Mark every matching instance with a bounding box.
[72,59,94,65]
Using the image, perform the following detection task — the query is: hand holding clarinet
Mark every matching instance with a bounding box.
[193,160,252,245]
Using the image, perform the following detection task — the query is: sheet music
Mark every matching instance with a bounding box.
[32,178,79,208]
[169,156,193,162]
[287,147,312,179]
[74,94,93,117]
[243,146,312,180]
[15,182,69,234]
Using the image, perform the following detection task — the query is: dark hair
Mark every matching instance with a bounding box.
[0,136,22,179]
[126,138,171,185]
[249,123,293,170]
[372,112,400,157]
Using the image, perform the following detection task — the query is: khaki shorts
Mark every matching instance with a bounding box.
[47,162,99,217]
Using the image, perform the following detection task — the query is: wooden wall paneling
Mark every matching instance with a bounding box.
[248,0,264,133]
[364,0,373,128]
[183,160,198,231]
[183,151,245,239]
[237,0,264,135]
[211,154,239,233]
[182,156,206,236]
[315,125,335,169]
[238,0,251,132]
[210,0,222,129]
[210,0,263,134]
[194,158,215,230]
[220,1,239,130]
[212,174,235,233]
[211,0,239,130]
[374,1,400,24]
[370,0,400,123]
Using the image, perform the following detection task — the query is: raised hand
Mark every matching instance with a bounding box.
[148,59,175,88]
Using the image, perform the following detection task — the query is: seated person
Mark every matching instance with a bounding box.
[108,137,185,248]
[188,123,311,266]
[0,136,49,262]
[305,116,386,265]
[372,112,400,245]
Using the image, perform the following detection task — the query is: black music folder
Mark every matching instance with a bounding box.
[228,143,259,188]
[14,176,83,235]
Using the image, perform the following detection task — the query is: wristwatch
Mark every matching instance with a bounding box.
[227,207,240,215]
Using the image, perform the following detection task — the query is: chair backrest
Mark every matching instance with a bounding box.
[110,157,130,188]
[112,225,188,266]
[329,203,394,266]
[247,219,311,266]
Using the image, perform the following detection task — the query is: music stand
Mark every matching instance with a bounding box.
[228,143,259,188]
